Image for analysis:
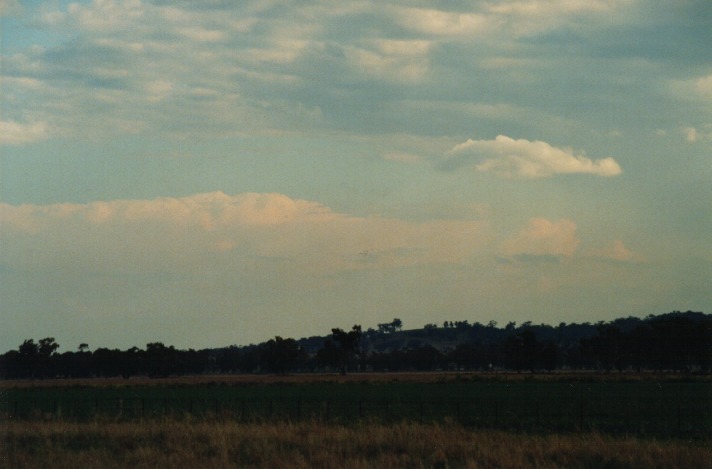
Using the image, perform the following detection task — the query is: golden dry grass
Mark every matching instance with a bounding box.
[2,418,710,469]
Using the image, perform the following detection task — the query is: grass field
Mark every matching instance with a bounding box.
[2,373,711,468]
[2,373,711,436]
[3,418,712,469]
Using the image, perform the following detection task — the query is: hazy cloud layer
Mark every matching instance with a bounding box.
[2,192,643,279]
[501,218,580,258]
[0,192,492,275]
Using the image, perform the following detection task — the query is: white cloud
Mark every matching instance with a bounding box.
[0,120,50,145]
[391,7,489,37]
[392,1,632,39]
[179,27,226,43]
[444,135,622,178]
[0,192,490,275]
[501,218,580,258]
[344,39,432,83]
[67,0,146,32]
[1,0,652,143]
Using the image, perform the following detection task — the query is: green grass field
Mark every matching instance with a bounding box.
[3,373,711,437]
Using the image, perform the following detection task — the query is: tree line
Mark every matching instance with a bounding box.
[1,311,710,380]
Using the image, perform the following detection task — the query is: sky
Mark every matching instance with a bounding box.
[1,0,711,352]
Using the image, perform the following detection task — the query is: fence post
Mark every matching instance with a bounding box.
[579,399,584,431]
[494,400,499,426]
[297,399,301,421]
[358,400,363,419]
[420,401,424,424]
[325,400,330,423]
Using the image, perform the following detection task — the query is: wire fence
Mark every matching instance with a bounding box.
[4,396,711,437]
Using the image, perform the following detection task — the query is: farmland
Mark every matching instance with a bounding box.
[2,373,711,468]
[2,372,711,436]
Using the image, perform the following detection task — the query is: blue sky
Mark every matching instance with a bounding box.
[1,0,711,351]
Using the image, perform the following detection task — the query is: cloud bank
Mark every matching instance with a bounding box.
[0,192,490,275]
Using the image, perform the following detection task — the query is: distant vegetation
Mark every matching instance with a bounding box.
[2,311,710,380]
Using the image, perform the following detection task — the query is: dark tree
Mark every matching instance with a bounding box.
[581,323,625,371]
[260,336,305,375]
[15,339,39,378]
[317,325,362,374]
[377,318,403,335]
[392,318,403,332]
[145,342,176,378]
[504,329,540,372]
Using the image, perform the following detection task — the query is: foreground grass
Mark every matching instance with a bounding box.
[2,419,710,469]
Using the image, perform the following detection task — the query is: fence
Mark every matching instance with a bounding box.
[4,396,711,436]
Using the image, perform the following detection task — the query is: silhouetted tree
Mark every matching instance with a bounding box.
[145,342,176,378]
[504,329,540,372]
[260,336,305,375]
[317,325,362,374]
[377,318,403,334]
[17,339,39,378]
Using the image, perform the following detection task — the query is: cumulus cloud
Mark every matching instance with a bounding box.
[443,135,622,178]
[501,218,580,258]
[0,192,490,275]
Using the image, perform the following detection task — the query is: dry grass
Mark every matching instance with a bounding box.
[2,418,710,469]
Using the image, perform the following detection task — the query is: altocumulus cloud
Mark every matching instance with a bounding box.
[442,135,622,178]
[0,120,50,145]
